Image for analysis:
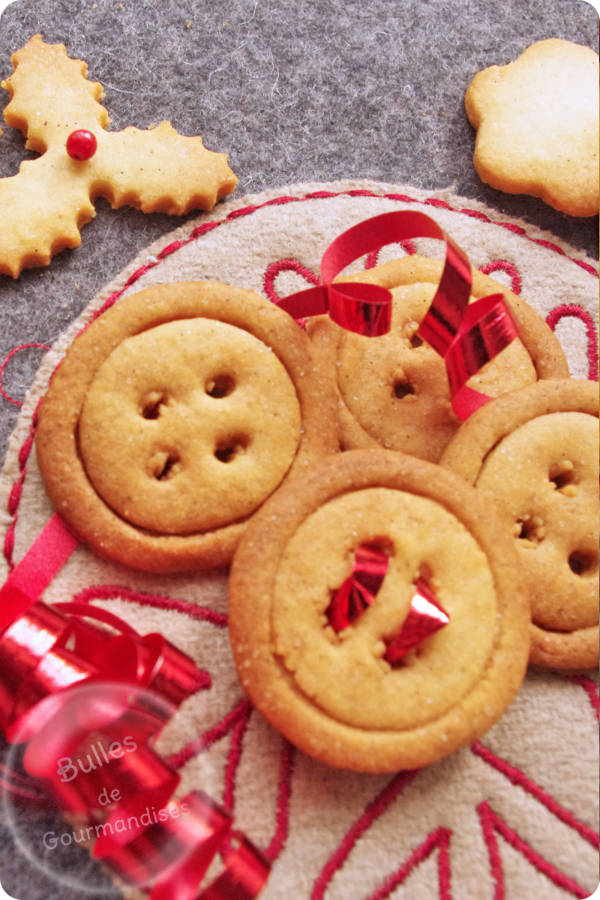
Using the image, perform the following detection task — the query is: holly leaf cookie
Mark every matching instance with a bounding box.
[465,38,599,217]
[0,35,238,277]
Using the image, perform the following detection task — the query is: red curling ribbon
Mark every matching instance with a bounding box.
[326,543,389,631]
[384,577,450,665]
[278,210,519,419]
[327,547,450,660]
[277,214,395,335]
[0,513,270,897]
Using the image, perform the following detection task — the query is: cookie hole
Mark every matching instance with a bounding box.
[141,391,168,419]
[568,550,597,577]
[365,536,396,558]
[393,378,415,400]
[205,374,236,399]
[151,451,180,481]
[214,434,249,463]
[515,515,545,545]
[549,461,577,496]
[409,333,424,349]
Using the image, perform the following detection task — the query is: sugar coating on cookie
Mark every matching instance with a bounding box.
[36,281,337,573]
[308,255,568,462]
[229,449,530,772]
[441,379,599,670]
[465,39,599,217]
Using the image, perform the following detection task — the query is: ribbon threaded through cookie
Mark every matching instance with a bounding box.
[327,544,450,658]
[0,514,270,898]
[279,210,520,420]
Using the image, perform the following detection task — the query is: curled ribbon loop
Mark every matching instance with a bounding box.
[278,209,519,419]
[326,543,389,631]
[0,514,270,898]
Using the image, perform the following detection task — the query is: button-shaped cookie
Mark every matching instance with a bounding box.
[229,449,530,772]
[441,379,599,669]
[35,282,338,572]
[308,255,568,461]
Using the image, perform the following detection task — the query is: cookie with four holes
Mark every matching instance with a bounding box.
[228,449,530,772]
[35,282,338,573]
[307,255,569,461]
[441,379,599,670]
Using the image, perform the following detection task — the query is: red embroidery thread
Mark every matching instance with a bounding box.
[478,260,522,296]
[365,827,452,900]
[477,800,590,898]
[311,770,420,899]
[546,304,598,381]
[0,343,50,406]
[472,741,599,848]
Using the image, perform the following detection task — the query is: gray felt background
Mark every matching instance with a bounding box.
[0,0,597,898]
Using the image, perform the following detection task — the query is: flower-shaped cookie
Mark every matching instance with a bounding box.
[0,35,237,277]
[465,39,599,217]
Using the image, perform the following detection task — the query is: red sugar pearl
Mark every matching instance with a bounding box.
[66,129,98,161]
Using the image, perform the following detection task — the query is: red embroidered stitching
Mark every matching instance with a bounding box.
[263,741,296,862]
[571,674,600,721]
[546,304,599,381]
[311,770,419,899]
[165,697,253,771]
[472,741,599,848]
[72,583,228,628]
[3,400,40,569]
[477,800,590,898]
[365,238,416,269]
[0,343,50,406]
[478,260,522,296]
[263,258,319,304]
[222,708,252,815]
[365,826,452,900]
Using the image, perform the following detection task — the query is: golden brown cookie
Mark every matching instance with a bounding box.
[441,379,599,670]
[465,39,599,217]
[229,449,530,772]
[36,282,337,573]
[0,35,237,277]
[307,255,569,461]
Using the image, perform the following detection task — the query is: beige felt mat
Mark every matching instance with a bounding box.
[1,181,598,899]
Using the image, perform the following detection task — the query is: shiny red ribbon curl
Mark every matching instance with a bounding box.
[327,545,450,660]
[277,210,520,420]
[0,515,270,899]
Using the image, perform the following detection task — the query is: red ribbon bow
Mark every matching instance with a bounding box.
[278,210,519,420]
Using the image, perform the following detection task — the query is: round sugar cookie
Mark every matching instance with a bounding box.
[228,449,530,772]
[35,281,338,573]
[441,379,599,670]
[307,254,569,461]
